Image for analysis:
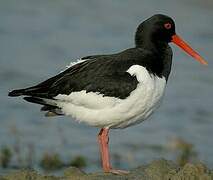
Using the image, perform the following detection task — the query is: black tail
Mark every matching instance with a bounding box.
[8,69,63,97]
[23,96,52,106]
[24,96,63,116]
[8,88,27,97]
[8,70,68,116]
[8,86,41,97]
[8,86,50,98]
[8,86,63,115]
[23,96,63,116]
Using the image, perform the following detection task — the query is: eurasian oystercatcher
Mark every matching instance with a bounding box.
[8,14,207,174]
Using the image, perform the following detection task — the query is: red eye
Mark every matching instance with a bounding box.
[164,23,172,29]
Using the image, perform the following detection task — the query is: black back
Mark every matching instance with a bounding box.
[8,14,174,102]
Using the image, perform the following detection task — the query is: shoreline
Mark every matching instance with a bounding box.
[1,159,212,180]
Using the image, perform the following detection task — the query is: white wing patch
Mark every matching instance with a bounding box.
[66,58,86,68]
[60,58,87,73]
[54,65,166,129]
[126,65,153,83]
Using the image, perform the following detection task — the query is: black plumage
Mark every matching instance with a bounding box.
[7,13,207,174]
[8,47,172,98]
[8,14,174,115]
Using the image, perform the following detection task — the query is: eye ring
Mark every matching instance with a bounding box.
[164,23,172,29]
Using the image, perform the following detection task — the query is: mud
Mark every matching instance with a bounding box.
[1,159,212,180]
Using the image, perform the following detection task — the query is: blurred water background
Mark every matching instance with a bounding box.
[0,0,213,174]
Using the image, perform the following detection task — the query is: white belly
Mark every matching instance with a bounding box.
[55,65,166,129]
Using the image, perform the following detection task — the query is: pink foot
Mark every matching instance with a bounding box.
[98,128,129,175]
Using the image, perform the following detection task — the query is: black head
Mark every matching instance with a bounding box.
[135,14,176,47]
[135,14,207,65]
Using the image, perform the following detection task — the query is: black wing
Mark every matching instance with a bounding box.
[8,51,141,100]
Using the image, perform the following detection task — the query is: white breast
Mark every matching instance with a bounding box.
[55,65,166,129]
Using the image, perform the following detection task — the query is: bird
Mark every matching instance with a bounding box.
[8,14,207,174]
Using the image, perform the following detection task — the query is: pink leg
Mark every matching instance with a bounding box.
[97,128,129,174]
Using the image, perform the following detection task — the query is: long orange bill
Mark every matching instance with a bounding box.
[171,34,208,65]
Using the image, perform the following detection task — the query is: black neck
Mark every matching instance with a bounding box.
[135,33,172,81]
[135,31,168,52]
